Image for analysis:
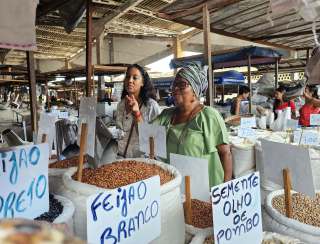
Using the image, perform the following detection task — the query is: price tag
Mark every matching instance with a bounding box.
[58,111,68,119]
[310,114,320,126]
[238,127,256,139]
[240,117,256,128]
[293,130,319,145]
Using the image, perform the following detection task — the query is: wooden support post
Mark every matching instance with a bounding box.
[86,0,93,97]
[203,3,213,106]
[307,49,310,62]
[77,123,88,182]
[185,175,192,225]
[96,33,105,102]
[149,136,155,159]
[247,55,252,113]
[283,168,293,218]
[27,51,38,138]
[173,36,183,75]
[275,58,279,89]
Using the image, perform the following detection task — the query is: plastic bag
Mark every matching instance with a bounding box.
[305,46,320,85]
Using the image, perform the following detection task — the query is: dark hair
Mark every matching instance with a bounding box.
[239,85,250,95]
[121,64,157,105]
[273,86,286,117]
[306,85,319,99]
[275,86,286,93]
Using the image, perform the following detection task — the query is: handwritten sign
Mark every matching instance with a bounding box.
[58,111,69,119]
[310,114,320,126]
[170,153,209,201]
[238,128,256,139]
[212,172,262,244]
[240,117,256,128]
[261,139,315,197]
[293,130,319,145]
[79,97,97,157]
[286,119,298,130]
[0,144,49,219]
[87,176,161,244]
[138,123,167,158]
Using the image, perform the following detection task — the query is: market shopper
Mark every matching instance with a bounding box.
[116,64,160,158]
[273,86,296,119]
[300,85,320,126]
[153,63,232,187]
[230,85,250,115]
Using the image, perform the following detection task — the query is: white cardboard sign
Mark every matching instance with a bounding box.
[79,97,97,157]
[261,139,315,197]
[238,127,256,139]
[37,112,57,156]
[87,176,161,244]
[58,111,69,119]
[240,117,256,128]
[286,119,299,130]
[170,153,209,201]
[0,144,49,219]
[212,172,262,244]
[138,123,167,158]
[310,114,320,126]
[293,130,319,145]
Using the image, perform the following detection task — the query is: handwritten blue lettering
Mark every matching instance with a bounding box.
[19,149,28,168]
[35,175,47,198]
[29,146,40,165]
[0,152,6,173]
[137,181,147,200]
[100,227,117,244]
[16,190,26,212]
[9,152,18,184]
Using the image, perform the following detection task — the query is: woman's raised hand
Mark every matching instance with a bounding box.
[125,95,139,113]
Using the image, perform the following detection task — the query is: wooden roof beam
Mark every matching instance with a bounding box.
[93,0,145,38]
[164,17,295,51]
[253,29,320,40]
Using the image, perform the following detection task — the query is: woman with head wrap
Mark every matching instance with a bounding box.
[152,63,232,188]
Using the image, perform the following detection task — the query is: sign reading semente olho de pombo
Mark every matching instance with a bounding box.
[211,172,262,244]
[87,176,161,244]
[0,143,49,219]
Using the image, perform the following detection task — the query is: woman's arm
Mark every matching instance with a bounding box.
[126,95,143,122]
[217,144,232,182]
[235,98,241,115]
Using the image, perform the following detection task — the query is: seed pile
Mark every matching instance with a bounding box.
[72,160,174,188]
[35,194,63,222]
[204,236,214,244]
[185,199,213,229]
[49,156,87,169]
[272,193,320,228]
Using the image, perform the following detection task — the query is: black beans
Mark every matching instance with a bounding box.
[34,194,63,223]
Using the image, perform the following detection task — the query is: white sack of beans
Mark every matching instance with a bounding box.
[231,141,255,178]
[60,158,185,243]
[53,195,75,234]
[264,190,320,244]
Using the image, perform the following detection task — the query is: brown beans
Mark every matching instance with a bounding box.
[49,156,87,169]
[272,193,320,228]
[185,199,213,229]
[72,160,174,188]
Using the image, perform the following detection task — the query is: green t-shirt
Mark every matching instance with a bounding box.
[153,106,229,188]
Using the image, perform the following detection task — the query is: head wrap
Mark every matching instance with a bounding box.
[176,62,208,98]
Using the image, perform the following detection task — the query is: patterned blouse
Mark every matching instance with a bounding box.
[116,98,160,158]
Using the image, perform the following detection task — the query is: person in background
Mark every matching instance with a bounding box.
[273,86,296,119]
[299,85,320,126]
[116,64,160,158]
[165,92,175,107]
[230,85,250,115]
[154,63,232,188]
